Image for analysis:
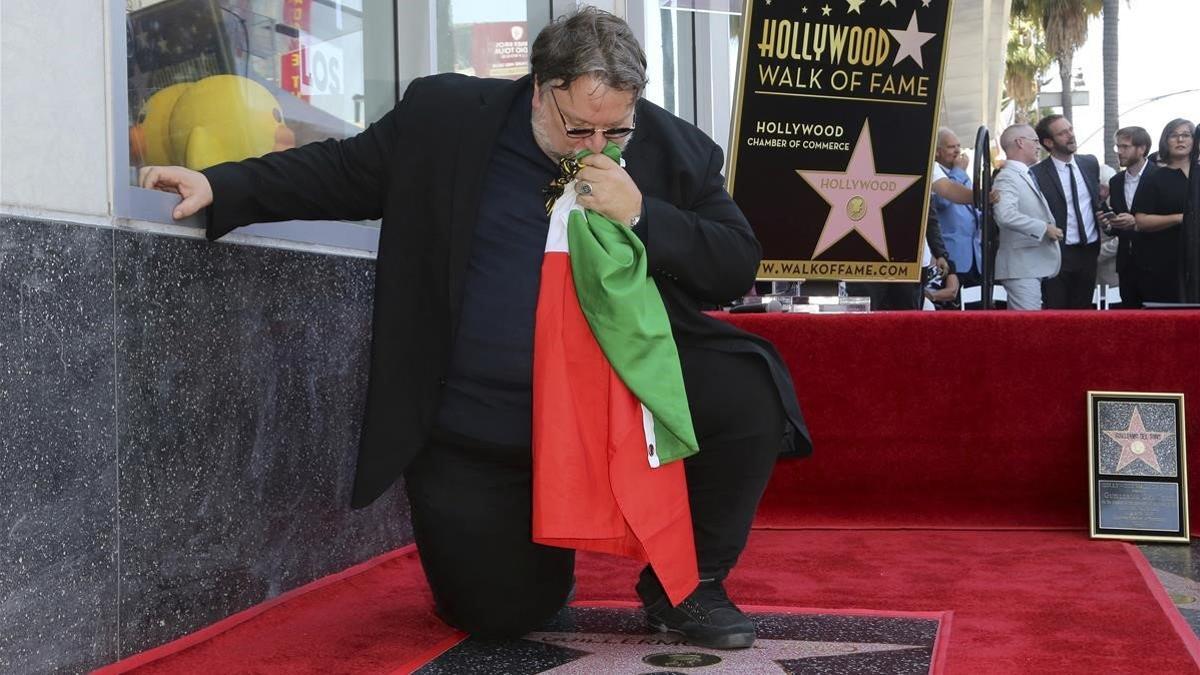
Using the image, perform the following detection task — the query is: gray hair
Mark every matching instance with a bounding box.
[999,124,1033,152]
[530,7,648,96]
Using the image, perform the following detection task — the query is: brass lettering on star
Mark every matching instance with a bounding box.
[757,20,893,67]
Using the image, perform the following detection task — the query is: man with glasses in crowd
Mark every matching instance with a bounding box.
[1098,126,1156,308]
[994,124,1064,310]
[137,8,808,651]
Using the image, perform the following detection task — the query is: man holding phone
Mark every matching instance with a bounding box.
[1099,126,1156,308]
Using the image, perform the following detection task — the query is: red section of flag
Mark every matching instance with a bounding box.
[532,252,698,606]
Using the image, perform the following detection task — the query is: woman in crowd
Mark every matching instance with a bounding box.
[1180,122,1200,303]
[1131,119,1194,303]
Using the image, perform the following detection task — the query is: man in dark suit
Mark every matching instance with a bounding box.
[1101,126,1157,308]
[137,8,808,651]
[1031,114,1103,308]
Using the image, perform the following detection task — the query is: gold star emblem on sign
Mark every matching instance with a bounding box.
[846,0,865,13]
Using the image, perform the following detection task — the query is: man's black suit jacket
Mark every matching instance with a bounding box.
[1031,154,1102,245]
[1107,161,1159,273]
[202,74,811,507]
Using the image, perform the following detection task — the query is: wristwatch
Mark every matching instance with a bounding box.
[629,214,642,228]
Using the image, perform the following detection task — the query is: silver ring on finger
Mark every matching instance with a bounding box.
[575,181,593,196]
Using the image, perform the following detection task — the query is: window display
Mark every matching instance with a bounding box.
[126,0,394,179]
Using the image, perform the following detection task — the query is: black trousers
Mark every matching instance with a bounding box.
[1043,241,1100,309]
[404,347,785,637]
[1118,265,1143,308]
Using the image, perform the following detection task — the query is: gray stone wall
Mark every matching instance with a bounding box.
[0,216,411,674]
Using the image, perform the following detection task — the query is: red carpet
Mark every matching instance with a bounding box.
[723,312,1200,531]
[95,312,1200,673]
[98,530,1200,674]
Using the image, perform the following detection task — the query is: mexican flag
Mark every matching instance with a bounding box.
[532,144,700,606]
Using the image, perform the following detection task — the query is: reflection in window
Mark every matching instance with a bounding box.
[126,0,394,182]
[438,1,530,80]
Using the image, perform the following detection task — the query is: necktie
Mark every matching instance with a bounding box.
[1067,163,1088,244]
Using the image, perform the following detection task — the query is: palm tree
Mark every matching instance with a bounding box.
[1004,14,1054,121]
[1102,0,1120,168]
[1012,0,1102,122]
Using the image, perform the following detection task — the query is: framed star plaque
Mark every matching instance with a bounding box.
[1087,392,1189,543]
[727,0,953,282]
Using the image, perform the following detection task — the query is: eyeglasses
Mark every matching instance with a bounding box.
[549,89,635,139]
[1168,132,1194,141]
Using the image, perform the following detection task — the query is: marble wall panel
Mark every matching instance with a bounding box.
[0,217,118,673]
[114,230,411,654]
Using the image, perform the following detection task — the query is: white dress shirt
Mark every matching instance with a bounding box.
[1123,159,1148,211]
[1050,156,1098,245]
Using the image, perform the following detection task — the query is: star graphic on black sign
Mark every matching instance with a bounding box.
[821,4,833,16]
[846,0,865,13]
[888,11,936,68]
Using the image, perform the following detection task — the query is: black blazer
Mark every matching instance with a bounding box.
[1107,161,1158,273]
[202,74,811,507]
[1031,154,1102,244]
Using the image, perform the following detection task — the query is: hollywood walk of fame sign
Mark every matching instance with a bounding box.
[727,0,953,281]
[406,604,948,674]
[1088,392,1190,543]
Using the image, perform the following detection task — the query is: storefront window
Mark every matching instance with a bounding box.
[125,0,395,184]
[115,0,543,250]
[439,1,531,79]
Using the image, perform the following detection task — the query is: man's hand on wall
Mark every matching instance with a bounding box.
[139,166,214,220]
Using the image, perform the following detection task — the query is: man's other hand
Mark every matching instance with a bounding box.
[138,166,214,220]
[1045,223,1064,241]
[575,153,643,226]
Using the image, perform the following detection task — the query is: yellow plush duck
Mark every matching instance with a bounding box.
[130,82,193,167]
[132,74,295,171]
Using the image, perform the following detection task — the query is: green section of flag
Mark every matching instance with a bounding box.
[567,144,698,464]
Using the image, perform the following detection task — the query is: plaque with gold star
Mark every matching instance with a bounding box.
[727,0,953,281]
[1088,392,1189,543]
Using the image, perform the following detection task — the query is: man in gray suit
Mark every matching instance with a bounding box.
[994,124,1064,310]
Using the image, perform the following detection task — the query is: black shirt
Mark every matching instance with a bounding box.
[1130,166,1189,275]
[1132,165,1190,217]
[434,82,559,446]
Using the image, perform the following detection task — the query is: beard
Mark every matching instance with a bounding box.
[1052,138,1076,156]
[531,112,566,162]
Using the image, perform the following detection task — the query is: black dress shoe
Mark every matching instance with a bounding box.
[636,572,756,649]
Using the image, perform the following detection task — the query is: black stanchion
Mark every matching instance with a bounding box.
[973,126,996,309]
